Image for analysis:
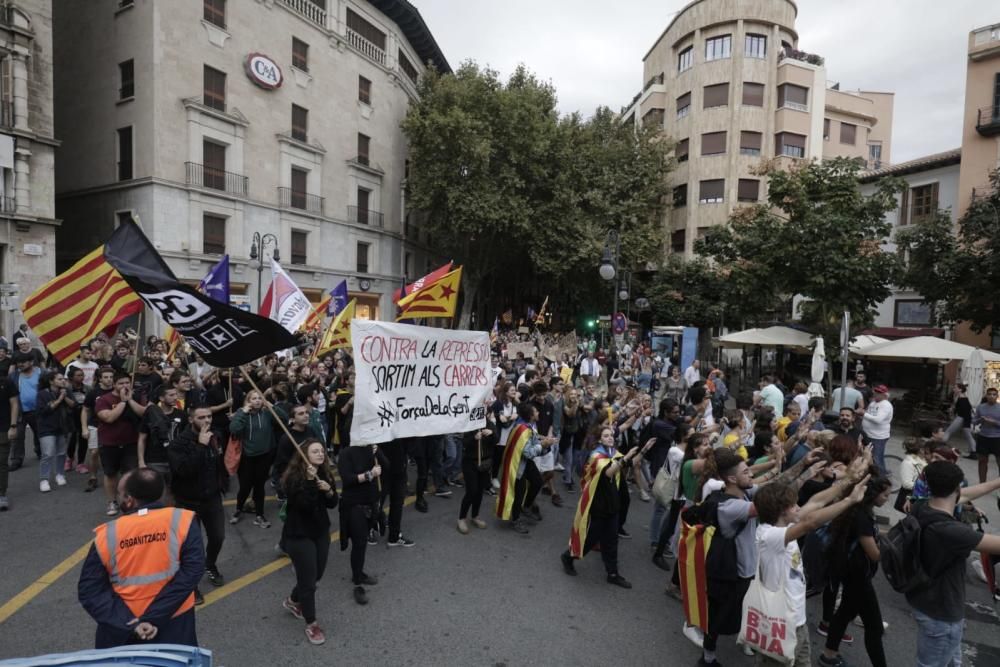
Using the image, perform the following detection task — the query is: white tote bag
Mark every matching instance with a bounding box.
[737,564,797,664]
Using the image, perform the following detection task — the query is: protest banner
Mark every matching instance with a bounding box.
[350,320,492,444]
[505,342,536,359]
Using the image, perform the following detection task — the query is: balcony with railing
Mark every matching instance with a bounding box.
[278,0,326,27]
[348,205,384,227]
[279,187,324,214]
[347,28,386,66]
[976,105,1000,137]
[185,162,248,196]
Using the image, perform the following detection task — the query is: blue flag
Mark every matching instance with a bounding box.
[328,279,349,316]
[199,255,230,304]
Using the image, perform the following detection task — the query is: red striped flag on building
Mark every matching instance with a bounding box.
[22,246,142,365]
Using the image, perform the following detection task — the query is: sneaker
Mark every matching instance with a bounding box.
[853,618,889,630]
[741,644,754,656]
[554,462,565,471]
[491,478,500,490]
[55,474,67,487]
[387,535,415,548]
[0,496,8,511]
[229,510,242,524]
[75,464,89,474]
[283,596,304,620]
[511,518,530,534]
[194,588,205,606]
[353,585,368,605]
[448,478,464,488]
[564,482,576,493]
[817,622,853,644]
[682,622,704,648]
[485,487,496,496]
[457,518,470,534]
[561,551,577,576]
[818,655,849,667]
[205,566,224,587]
[39,480,51,493]
[354,573,378,586]
[304,622,326,645]
[253,515,271,528]
[607,573,632,589]
[639,489,651,502]
[106,501,119,516]
[367,529,378,546]
[63,459,73,472]
[85,477,98,492]
[618,527,632,539]
[471,517,487,529]
[434,487,453,498]
[414,497,429,513]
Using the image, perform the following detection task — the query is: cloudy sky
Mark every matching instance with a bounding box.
[415,0,997,164]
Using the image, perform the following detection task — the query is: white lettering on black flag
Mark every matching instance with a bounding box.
[351,320,492,445]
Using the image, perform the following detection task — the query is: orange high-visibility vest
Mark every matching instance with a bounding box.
[93,507,196,619]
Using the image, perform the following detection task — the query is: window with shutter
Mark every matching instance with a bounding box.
[291,167,308,209]
[775,132,806,158]
[910,183,938,222]
[358,76,372,104]
[117,127,133,181]
[398,50,418,85]
[203,65,226,111]
[742,82,764,106]
[699,179,724,203]
[671,229,686,254]
[839,122,856,145]
[898,187,910,226]
[202,214,226,255]
[292,37,309,71]
[738,179,759,202]
[357,133,370,165]
[677,92,691,118]
[203,140,226,190]
[291,231,307,265]
[701,131,727,155]
[357,241,370,273]
[704,83,729,108]
[291,104,308,142]
[676,138,689,162]
[778,84,808,111]
[346,8,386,49]
[740,131,762,156]
[356,188,370,224]
[673,184,687,207]
[203,0,225,28]
[119,60,134,99]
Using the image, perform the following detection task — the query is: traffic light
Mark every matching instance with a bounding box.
[586,319,596,329]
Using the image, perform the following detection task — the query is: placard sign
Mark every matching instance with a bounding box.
[505,342,536,359]
[350,320,492,444]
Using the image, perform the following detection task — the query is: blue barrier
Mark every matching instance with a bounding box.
[0,644,212,666]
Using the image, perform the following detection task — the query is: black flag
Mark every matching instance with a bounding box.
[104,221,299,367]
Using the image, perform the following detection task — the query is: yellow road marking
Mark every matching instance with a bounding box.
[0,542,92,624]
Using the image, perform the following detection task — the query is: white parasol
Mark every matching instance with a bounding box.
[808,336,826,398]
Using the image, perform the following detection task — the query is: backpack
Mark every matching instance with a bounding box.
[683,490,747,582]
[802,522,832,596]
[879,511,947,593]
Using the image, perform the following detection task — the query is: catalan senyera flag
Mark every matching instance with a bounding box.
[395,266,462,321]
[496,422,534,520]
[568,449,620,558]
[316,298,356,356]
[678,518,714,632]
[22,247,142,365]
[302,295,331,332]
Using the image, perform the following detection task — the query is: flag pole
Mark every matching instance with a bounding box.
[238,365,312,466]
[129,307,143,387]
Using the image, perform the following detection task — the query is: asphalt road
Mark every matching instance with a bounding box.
[1,435,1000,666]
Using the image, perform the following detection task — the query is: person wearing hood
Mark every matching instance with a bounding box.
[229,389,278,528]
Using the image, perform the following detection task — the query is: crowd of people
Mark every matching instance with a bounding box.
[4,324,1000,664]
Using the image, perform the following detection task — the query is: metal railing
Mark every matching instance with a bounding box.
[185,162,248,196]
[347,28,386,66]
[348,205,384,227]
[279,0,325,27]
[279,187,324,214]
[976,106,1000,135]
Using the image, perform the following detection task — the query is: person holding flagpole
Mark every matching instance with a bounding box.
[560,427,652,587]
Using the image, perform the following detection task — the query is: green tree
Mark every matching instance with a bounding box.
[402,62,673,327]
[896,170,1000,332]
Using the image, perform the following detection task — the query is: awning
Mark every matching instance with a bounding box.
[714,325,815,351]
[854,336,1000,363]
[861,327,945,339]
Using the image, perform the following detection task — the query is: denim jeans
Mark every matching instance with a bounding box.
[649,501,667,545]
[913,609,964,667]
[443,434,462,481]
[869,437,888,475]
[39,434,67,481]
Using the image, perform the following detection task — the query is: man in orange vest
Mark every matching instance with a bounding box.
[78,467,204,648]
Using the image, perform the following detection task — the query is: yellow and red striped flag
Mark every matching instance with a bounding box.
[164,326,181,359]
[568,450,618,557]
[316,298,355,357]
[22,246,142,365]
[495,422,533,520]
[302,295,331,332]
[396,266,462,321]
[678,519,715,632]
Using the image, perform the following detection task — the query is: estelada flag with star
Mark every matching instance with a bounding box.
[395,266,462,321]
[316,298,356,356]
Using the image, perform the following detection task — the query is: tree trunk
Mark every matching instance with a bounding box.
[458,277,480,330]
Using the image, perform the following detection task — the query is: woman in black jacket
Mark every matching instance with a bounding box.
[281,438,338,646]
[338,443,386,606]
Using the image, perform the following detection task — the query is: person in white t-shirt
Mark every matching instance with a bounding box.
[750,472,868,666]
[67,344,99,388]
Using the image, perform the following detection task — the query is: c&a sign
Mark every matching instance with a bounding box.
[245,53,283,89]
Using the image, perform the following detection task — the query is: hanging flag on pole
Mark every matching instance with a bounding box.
[396,266,462,320]
[268,258,312,333]
[328,279,349,316]
[21,247,143,365]
[166,254,231,354]
[393,261,453,303]
[535,296,549,325]
[303,296,331,332]
[316,298,356,356]
[490,316,499,345]
[103,221,298,367]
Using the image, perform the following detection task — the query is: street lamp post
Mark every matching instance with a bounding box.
[248,232,280,311]
[599,229,620,351]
